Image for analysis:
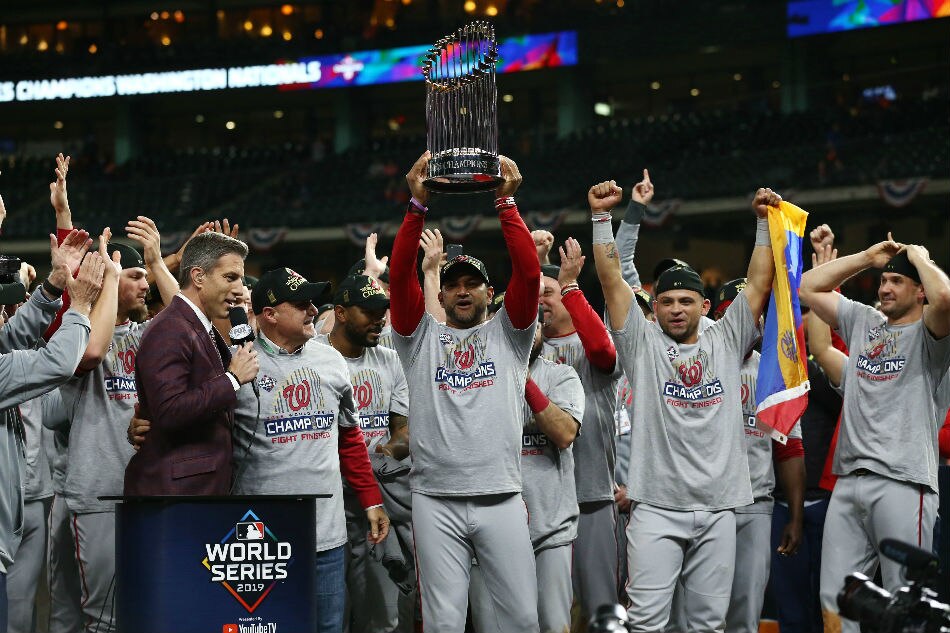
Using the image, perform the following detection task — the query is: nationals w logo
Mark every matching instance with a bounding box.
[454,344,476,370]
[354,380,374,410]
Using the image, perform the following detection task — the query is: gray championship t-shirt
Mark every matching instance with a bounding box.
[61,321,145,513]
[542,332,621,503]
[614,374,633,486]
[834,296,950,491]
[521,357,585,551]
[612,294,758,511]
[316,334,409,452]
[391,307,535,496]
[232,333,360,552]
[736,351,802,515]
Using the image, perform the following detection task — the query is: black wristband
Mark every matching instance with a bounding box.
[226,370,240,385]
[623,200,647,225]
[42,278,65,298]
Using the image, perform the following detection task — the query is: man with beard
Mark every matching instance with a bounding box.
[389,152,541,632]
[590,180,778,631]
[536,237,622,621]
[800,231,950,633]
[469,315,584,633]
[60,218,179,633]
[233,268,389,633]
[319,274,410,633]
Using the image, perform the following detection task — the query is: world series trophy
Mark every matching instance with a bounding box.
[422,21,503,193]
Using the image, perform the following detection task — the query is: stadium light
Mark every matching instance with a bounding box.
[594,102,612,116]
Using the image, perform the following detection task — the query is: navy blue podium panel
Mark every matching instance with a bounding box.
[113,495,318,633]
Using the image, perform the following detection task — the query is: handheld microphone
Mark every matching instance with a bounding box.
[228,307,259,397]
[879,538,939,580]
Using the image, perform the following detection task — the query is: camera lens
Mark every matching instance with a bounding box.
[837,573,892,623]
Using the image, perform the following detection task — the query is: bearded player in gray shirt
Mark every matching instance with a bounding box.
[800,230,950,633]
[590,180,779,632]
[389,152,542,632]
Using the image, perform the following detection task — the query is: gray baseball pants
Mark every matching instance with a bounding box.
[470,543,572,633]
[625,503,736,633]
[412,492,538,633]
[819,472,937,633]
[47,496,81,633]
[6,497,52,633]
[70,511,116,633]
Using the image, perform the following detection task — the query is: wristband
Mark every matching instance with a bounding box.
[42,278,65,298]
[495,196,516,210]
[226,370,240,385]
[409,197,428,214]
[524,379,550,414]
[560,283,580,296]
[755,217,771,247]
[592,217,614,244]
[624,200,647,225]
[591,211,612,223]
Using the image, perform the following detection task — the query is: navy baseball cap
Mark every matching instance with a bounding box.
[109,243,144,270]
[882,250,921,283]
[714,278,748,318]
[653,258,689,282]
[348,258,390,284]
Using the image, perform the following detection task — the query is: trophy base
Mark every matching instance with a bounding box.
[424,151,503,194]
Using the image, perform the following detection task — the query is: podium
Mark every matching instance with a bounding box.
[109,495,325,633]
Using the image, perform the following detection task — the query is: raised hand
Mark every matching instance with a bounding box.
[904,244,932,267]
[0,194,6,232]
[48,229,93,291]
[495,155,523,198]
[419,228,445,275]
[588,180,623,213]
[98,227,122,281]
[212,218,239,238]
[49,153,70,215]
[751,188,782,218]
[126,216,163,266]
[864,232,903,269]
[631,168,654,205]
[363,232,389,279]
[558,238,586,286]
[531,230,554,264]
[809,224,835,254]
[66,252,106,316]
[406,151,431,209]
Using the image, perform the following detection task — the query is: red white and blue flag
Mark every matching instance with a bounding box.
[756,201,810,443]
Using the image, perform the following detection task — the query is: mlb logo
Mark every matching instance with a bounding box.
[223,625,238,633]
[236,521,265,541]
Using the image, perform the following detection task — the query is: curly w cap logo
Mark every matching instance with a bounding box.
[201,510,294,613]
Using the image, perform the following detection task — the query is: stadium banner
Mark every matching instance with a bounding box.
[787,0,950,38]
[0,31,577,103]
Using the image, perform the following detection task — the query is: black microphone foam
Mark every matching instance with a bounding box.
[228,307,255,346]
[879,538,938,572]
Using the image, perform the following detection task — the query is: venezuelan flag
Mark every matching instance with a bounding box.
[755,201,810,443]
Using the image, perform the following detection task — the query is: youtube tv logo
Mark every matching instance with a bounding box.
[223,625,238,633]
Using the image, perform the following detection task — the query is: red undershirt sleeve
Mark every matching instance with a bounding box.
[338,425,383,509]
[389,206,426,336]
[499,205,541,330]
[561,289,617,373]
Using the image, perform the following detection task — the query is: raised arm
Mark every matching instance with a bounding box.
[588,181,634,331]
[801,231,902,330]
[558,238,616,373]
[497,156,541,329]
[741,188,780,323]
[615,168,654,288]
[77,230,121,372]
[127,215,179,305]
[419,228,447,322]
[362,232,390,281]
[0,253,103,409]
[390,152,430,336]
[50,153,73,231]
[905,245,950,339]
[532,230,554,266]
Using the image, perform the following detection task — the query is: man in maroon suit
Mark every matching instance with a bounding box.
[125,231,259,495]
